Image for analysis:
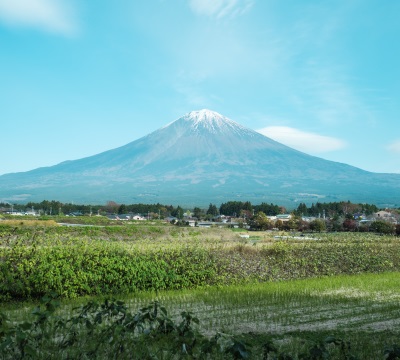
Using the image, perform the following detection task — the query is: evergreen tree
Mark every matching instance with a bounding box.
[206,203,218,216]
[193,207,203,219]
[118,204,127,214]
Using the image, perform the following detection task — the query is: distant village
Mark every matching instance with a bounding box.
[1,200,399,234]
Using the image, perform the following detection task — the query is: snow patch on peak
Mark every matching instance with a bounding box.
[160,109,258,139]
[161,109,224,131]
[183,109,251,135]
[185,109,225,122]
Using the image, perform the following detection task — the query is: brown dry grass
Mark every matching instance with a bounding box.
[0,219,59,227]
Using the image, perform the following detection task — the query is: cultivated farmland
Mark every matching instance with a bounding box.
[1,218,400,358]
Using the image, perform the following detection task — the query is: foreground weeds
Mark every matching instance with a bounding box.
[0,292,253,359]
[2,291,400,359]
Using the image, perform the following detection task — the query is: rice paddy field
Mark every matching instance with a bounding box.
[1,218,400,358]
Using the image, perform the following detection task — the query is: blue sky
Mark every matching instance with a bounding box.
[1,0,399,176]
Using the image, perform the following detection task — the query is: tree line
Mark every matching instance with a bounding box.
[1,199,384,219]
[293,201,378,217]
[248,211,400,235]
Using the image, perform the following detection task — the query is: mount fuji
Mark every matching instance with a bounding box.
[1,109,400,207]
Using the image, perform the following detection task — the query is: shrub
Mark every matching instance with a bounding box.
[309,219,326,232]
[370,220,396,235]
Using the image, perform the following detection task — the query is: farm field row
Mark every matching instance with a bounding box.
[3,272,400,358]
[1,220,400,299]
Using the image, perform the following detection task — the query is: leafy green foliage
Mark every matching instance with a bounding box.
[2,223,400,301]
[0,294,254,359]
[294,201,378,217]
[370,220,396,235]
[219,201,253,217]
[207,203,219,216]
[248,212,272,231]
[309,219,327,232]
[2,292,400,359]
[0,227,218,299]
[253,202,280,216]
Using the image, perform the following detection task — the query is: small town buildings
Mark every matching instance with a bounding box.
[106,213,146,221]
[373,210,398,224]
[276,214,292,222]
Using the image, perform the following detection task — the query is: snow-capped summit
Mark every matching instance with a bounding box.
[184,109,225,122]
[161,109,229,131]
[177,109,251,135]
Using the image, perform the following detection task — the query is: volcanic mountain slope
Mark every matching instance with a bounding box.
[1,109,399,207]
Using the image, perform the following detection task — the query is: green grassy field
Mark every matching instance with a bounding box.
[2,272,400,359]
[121,272,400,358]
[1,219,400,358]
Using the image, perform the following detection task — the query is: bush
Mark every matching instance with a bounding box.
[370,220,396,235]
[0,238,218,299]
[309,219,326,232]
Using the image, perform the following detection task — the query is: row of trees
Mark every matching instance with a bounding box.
[0,201,176,218]
[248,212,330,232]
[2,199,399,234]
[218,201,284,217]
[248,211,400,235]
[0,200,281,220]
[211,200,380,219]
[0,199,393,222]
[294,201,379,217]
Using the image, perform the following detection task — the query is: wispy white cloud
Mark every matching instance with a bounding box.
[188,0,254,18]
[386,140,400,153]
[0,0,77,36]
[257,126,347,154]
